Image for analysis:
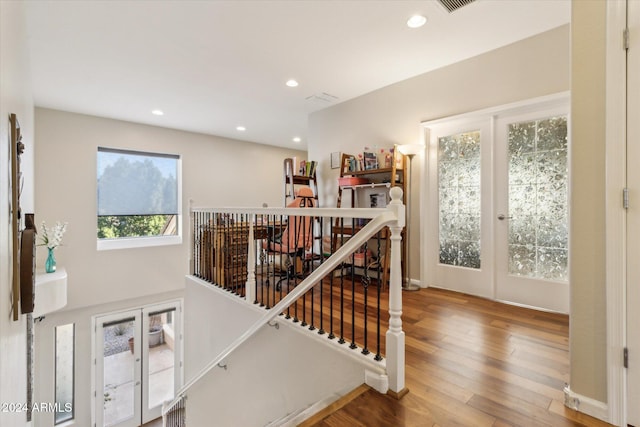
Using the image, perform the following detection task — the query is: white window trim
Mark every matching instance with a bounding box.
[97,234,182,251]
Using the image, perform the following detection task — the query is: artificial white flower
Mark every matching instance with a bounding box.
[40,221,68,249]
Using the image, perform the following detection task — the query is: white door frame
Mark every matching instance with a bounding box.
[605,0,629,425]
[626,1,640,424]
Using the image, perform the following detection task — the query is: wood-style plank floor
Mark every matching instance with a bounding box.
[303,287,612,427]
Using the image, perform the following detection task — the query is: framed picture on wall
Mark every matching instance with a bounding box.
[331,151,341,169]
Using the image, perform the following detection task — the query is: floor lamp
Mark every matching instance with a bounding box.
[398,144,425,291]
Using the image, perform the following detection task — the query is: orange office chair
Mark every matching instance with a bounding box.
[263,186,315,290]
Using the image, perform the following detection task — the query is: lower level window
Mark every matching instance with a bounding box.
[55,323,74,424]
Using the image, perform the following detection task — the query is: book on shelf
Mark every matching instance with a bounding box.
[344,155,365,172]
[298,160,317,177]
[343,148,397,173]
[363,152,378,170]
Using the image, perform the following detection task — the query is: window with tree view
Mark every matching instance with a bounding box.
[97,148,179,243]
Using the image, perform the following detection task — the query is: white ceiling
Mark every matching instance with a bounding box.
[24,0,570,150]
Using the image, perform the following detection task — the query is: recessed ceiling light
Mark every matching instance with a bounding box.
[407,15,427,28]
[286,79,299,88]
[151,109,164,116]
[293,137,302,143]
[236,126,246,131]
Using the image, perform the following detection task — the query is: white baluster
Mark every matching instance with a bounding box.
[246,214,256,303]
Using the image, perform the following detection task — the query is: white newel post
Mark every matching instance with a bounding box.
[386,187,407,396]
[245,214,256,303]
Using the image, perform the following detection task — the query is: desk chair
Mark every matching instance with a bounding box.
[263,186,315,290]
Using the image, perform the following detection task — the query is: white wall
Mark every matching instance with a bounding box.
[184,277,263,379]
[0,2,34,426]
[34,108,306,311]
[184,278,366,426]
[308,25,570,286]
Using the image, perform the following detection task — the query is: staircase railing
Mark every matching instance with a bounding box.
[162,187,405,425]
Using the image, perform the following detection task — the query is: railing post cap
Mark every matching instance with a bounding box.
[389,186,403,202]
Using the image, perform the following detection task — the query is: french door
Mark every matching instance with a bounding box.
[94,301,182,427]
[425,95,570,313]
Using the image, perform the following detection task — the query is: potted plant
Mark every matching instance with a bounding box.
[126,315,164,353]
[148,314,164,347]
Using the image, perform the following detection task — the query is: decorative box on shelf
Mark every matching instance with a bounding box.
[338,177,370,187]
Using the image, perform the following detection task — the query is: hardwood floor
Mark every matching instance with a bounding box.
[304,287,612,427]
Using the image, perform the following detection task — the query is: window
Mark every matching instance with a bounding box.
[55,323,74,424]
[97,148,181,250]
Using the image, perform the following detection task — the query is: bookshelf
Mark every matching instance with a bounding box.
[283,158,318,207]
[333,145,406,288]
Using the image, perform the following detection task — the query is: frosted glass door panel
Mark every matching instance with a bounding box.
[438,130,481,269]
[507,117,568,281]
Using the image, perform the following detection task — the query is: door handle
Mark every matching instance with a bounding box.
[497,214,513,220]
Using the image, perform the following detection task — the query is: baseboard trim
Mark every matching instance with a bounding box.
[563,386,609,423]
[387,387,409,400]
[294,384,370,427]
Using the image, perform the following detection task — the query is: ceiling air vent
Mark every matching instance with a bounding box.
[305,92,339,104]
[437,0,476,13]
